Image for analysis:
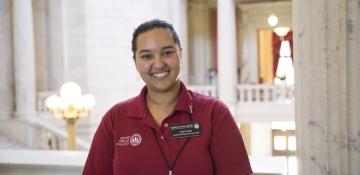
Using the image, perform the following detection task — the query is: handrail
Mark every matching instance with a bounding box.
[31,118,90,150]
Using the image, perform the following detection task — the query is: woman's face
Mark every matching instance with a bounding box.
[134,28,181,93]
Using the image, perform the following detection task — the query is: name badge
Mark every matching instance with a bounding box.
[170,123,202,138]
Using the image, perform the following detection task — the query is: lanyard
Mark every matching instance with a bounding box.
[152,105,193,175]
[152,129,190,175]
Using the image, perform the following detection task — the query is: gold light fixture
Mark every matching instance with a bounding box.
[46,82,95,150]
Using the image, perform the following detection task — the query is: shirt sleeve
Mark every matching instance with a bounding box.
[210,104,253,175]
[82,109,115,175]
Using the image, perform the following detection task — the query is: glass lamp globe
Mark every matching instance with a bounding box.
[274,27,290,37]
[268,14,278,27]
[60,82,82,100]
[83,94,96,108]
[46,95,60,109]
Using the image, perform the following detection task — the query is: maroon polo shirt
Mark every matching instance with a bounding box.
[83,82,252,175]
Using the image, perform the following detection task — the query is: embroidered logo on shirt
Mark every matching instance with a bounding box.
[117,133,142,147]
[130,133,142,146]
[117,136,130,146]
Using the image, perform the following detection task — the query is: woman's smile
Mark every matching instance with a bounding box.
[151,70,170,79]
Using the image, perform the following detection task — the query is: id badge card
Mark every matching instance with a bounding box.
[170,123,202,138]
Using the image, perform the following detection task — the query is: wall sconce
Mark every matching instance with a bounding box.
[45,82,95,150]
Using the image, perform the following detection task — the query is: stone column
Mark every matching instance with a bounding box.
[0,0,14,119]
[12,0,37,117]
[188,1,208,85]
[217,0,237,116]
[171,0,189,84]
[46,0,65,90]
[293,0,360,174]
[33,0,48,91]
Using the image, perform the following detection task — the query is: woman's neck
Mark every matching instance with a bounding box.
[146,82,181,125]
[146,83,181,107]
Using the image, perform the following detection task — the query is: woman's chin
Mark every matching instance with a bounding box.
[147,81,179,93]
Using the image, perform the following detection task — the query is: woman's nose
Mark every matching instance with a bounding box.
[153,55,165,68]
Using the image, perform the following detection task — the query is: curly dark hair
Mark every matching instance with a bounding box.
[131,19,182,60]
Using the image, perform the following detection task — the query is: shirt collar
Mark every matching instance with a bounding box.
[127,81,193,119]
[173,81,193,114]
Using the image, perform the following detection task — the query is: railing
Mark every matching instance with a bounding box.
[235,84,294,122]
[188,84,294,122]
[188,85,218,98]
[236,84,294,103]
[0,117,90,150]
[30,118,90,150]
[188,84,294,103]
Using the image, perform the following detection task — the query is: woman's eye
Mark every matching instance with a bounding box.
[140,54,152,60]
[162,50,174,57]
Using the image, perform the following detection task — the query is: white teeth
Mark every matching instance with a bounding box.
[153,71,168,79]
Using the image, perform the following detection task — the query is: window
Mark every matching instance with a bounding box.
[271,122,297,175]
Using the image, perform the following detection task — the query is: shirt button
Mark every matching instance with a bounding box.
[160,136,165,140]
[164,123,169,127]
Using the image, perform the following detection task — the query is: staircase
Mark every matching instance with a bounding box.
[0,135,25,149]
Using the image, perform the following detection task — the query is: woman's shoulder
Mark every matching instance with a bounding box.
[102,95,143,120]
[114,96,139,109]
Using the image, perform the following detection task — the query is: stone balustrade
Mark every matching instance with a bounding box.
[0,117,90,151]
[188,84,294,122]
[0,149,284,175]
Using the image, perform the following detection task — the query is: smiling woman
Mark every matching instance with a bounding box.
[135,28,181,95]
[82,19,253,175]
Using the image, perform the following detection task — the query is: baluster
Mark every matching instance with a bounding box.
[263,86,269,102]
[269,86,274,101]
[236,86,240,101]
[258,86,263,102]
[241,87,246,102]
[245,87,249,102]
[252,87,257,102]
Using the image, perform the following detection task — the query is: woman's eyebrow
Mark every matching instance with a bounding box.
[162,45,175,50]
[138,50,151,54]
[138,46,175,54]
